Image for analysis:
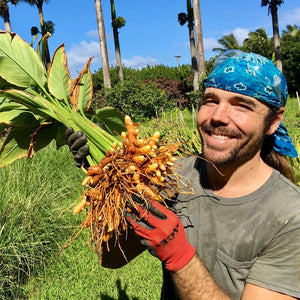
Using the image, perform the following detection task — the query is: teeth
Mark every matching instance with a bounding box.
[211,134,229,140]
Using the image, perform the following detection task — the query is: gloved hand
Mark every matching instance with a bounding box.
[126,199,195,272]
[65,127,90,169]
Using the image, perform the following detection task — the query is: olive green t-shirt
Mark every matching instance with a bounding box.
[161,156,300,300]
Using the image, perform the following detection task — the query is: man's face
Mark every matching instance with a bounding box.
[197,87,274,166]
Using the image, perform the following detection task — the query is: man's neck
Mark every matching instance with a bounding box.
[205,155,273,198]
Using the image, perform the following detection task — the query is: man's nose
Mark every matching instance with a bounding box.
[211,103,230,124]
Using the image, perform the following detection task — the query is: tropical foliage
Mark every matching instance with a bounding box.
[0,31,125,168]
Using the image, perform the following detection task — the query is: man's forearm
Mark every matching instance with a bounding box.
[171,254,231,300]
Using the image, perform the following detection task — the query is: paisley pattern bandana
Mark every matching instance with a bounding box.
[203,50,298,158]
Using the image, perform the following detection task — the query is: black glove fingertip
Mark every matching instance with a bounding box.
[67,131,84,146]
[65,127,74,139]
[71,136,88,151]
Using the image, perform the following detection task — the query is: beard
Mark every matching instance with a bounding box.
[199,123,265,167]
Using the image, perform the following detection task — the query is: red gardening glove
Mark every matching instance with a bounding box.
[126,200,195,272]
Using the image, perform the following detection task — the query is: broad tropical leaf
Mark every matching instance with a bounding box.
[77,57,93,113]
[27,122,61,158]
[0,118,39,167]
[47,44,71,102]
[0,31,47,89]
[0,97,38,125]
[93,106,126,135]
[70,57,93,113]
[0,89,55,119]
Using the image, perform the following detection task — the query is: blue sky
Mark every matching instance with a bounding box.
[5,0,300,78]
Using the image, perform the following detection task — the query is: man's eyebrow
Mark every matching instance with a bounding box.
[203,92,219,100]
[233,95,257,107]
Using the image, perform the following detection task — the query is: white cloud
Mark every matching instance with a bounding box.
[66,40,101,75]
[232,28,249,45]
[203,38,220,51]
[280,7,300,26]
[86,30,99,39]
[66,39,159,77]
[121,56,159,69]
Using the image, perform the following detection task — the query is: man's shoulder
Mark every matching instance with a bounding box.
[175,155,203,174]
[271,170,300,199]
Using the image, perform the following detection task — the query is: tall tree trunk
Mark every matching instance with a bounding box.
[187,0,198,91]
[3,9,12,31]
[110,0,123,81]
[270,0,282,71]
[37,1,51,69]
[0,0,12,31]
[193,0,205,82]
[95,0,111,88]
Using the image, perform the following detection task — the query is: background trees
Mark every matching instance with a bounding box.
[213,33,241,53]
[261,0,284,71]
[0,0,18,31]
[242,28,273,58]
[0,1,299,106]
[178,0,198,91]
[110,0,125,82]
[20,0,54,68]
[95,0,111,88]
[281,25,300,95]
[192,0,205,86]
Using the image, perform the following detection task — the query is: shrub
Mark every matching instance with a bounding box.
[95,80,171,122]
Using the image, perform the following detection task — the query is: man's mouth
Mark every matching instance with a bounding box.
[210,133,230,140]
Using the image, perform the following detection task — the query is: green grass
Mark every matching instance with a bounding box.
[283,96,300,139]
[0,142,162,299]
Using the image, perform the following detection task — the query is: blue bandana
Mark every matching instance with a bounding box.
[203,50,298,158]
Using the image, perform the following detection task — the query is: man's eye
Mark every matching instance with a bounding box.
[203,99,217,105]
[235,103,252,110]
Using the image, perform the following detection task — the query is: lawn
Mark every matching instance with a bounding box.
[0,142,162,299]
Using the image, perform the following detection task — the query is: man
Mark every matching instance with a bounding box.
[67,51,300,300]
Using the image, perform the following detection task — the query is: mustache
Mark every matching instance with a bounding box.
[201,123,243,139]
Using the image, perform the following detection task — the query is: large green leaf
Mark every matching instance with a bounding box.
[0,31,47,89]
[47,44,71,102]
[70,58,93,113]
[27,122,59,157]
[0,89,55,119]
[93,107,126,136]
[0,97,37,125]
[77,58,93,113]
[0,119,39,167]
[0,121,59,167]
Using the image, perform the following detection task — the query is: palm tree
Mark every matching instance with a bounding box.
[192,0,205,84]
[242,27,273,59]
[261,0,284,71]
[19,0,53,68]
[283,24,299,37]
[178,0,199,90]
[213,33,241,53]
[0,0,18,31]
[110,0,125,82]
[95,0,111,88]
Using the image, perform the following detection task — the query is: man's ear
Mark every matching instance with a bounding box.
[266,107,285,135]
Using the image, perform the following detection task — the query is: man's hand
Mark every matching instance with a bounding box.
[65,127,90,169]
[126,199,195,272]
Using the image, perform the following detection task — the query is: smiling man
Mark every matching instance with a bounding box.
[125,51,300,300]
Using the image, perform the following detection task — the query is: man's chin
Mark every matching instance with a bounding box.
[202,148,236,166]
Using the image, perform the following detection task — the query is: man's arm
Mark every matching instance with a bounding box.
[241,283,299,300]
[126,200,299,300]
[171,255,298,300]
[171,254,230,299]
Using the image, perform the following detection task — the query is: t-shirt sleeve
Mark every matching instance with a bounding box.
[246,221,300,298]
